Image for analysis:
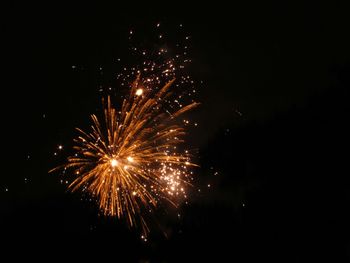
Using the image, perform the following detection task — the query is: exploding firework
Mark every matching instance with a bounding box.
[50,74,199,236]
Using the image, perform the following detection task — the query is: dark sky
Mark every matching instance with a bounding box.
[1,2,350,261]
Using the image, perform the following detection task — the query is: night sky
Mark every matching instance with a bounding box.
[1,2,350,261]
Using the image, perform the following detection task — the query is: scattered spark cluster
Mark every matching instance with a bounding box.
[50,23,201,237]
[108,23,199,114]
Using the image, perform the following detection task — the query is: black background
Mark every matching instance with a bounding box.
[1,2,350,262]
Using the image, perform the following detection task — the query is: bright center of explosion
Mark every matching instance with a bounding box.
[110,159,118,167]
[135,88,143,96]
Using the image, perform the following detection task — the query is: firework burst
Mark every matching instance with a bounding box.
[50,75,199,236]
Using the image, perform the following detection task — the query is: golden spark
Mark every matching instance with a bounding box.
[50,75,199,236]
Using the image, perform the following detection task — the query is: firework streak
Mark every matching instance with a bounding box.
[50,75,199,236]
